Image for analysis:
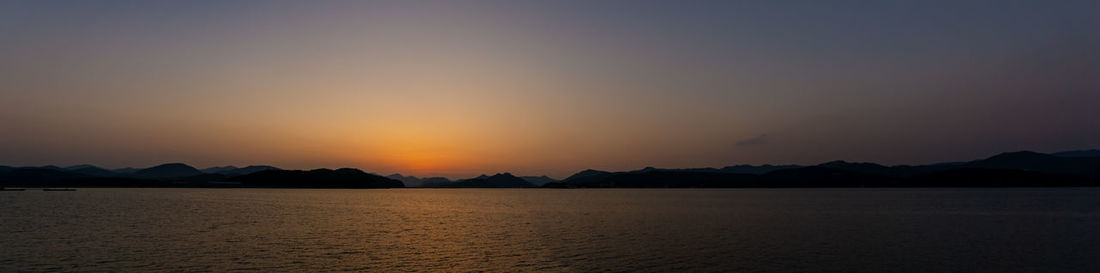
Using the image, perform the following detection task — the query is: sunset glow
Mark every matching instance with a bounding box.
[2,1,1098,178]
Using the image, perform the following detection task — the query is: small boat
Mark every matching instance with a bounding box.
[42,188,76,191]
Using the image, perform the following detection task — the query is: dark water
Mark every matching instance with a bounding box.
[1,188,1098,272]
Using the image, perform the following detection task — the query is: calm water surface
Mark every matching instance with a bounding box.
[2,188,1099,272]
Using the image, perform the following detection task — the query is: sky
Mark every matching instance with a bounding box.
[1,1,1098,178]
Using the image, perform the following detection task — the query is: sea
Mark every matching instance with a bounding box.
[2,188,1098,272]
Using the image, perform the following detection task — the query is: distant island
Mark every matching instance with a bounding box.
[2,150,1099,189]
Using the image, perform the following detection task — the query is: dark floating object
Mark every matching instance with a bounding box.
[0,187,26,191]
[42,188,76,191]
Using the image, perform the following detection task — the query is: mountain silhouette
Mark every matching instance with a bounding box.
[969,151,1062,169]
[963,151,1100,175]
[3,150,1100,188]
[386,174,468,187]
[208,165,280,176]
[552,170,759,188]
[718,164,800,174]
[63,165,118,176]
[545,150,1100,188]
[816,161,892,174]
[559,169,613,185]
[241,165,279,174]
[229,168,403,188]
[132,163,203,179]
[810,161,935,177]
[0,168,160,188]
[201,166,238,174]
[520,175,558,186]
[0,167,90,187]
[438,173,535,188]
[762,166,903,187]
[112,168,140,174]
[418,177,454,187]
[1052,149,1100,158]
[911,168,1092,187]
[387,174,425,187]
[63,164,98,170]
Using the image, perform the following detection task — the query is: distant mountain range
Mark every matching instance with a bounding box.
[3,150,1100,188]
[519,175,558,186]
[132,163,204,179]
[229,168,402,188]
[0,163,288,188]
[385,174,447,188]
[387,173,556,188]
[544,150,1100,188]
[431,173,536,188]
[1051,149,1100,158]
[205,165,280,176]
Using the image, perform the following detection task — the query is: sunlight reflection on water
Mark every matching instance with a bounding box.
[1,188,1099,272]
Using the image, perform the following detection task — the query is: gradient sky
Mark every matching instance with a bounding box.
[2,1,1098,178]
